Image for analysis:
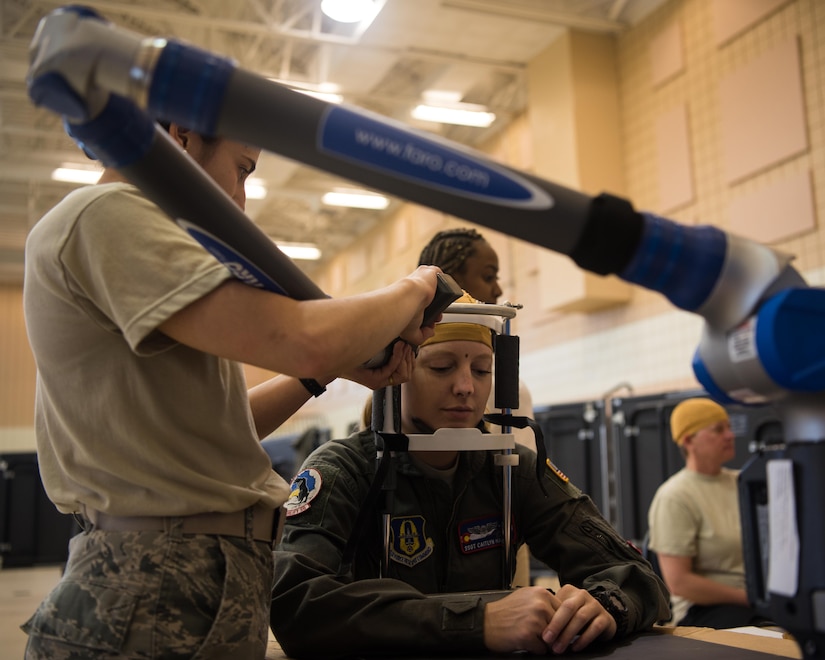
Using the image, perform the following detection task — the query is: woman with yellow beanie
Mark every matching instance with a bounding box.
[647,397,771,628]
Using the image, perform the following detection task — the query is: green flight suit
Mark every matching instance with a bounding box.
[271,430,670,657]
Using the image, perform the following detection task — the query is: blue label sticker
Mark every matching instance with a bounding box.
[319,106,554,209]
[458,515,503,554]
[177,220,287,295]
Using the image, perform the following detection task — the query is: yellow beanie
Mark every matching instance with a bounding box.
[669,398,729,445]
[420,291,493,350]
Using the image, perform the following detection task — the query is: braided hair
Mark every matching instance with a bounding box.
[418,228,485,276]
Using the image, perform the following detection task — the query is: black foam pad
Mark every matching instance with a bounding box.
[494,334,520,410]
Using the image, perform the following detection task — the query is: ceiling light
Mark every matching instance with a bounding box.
[411,104,496,128]
[422,90,464,105]
[51,165,101,184]
[321,0,380,23]
[322,190,390,209]
[277,242,322,261]
[245,177,267,200]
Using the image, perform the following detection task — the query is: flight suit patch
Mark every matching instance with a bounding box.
[546,459,569,483]
[285,468,322,517]
[389,515,434,567]
[458,515,503,554]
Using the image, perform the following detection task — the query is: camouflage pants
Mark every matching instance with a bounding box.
[21,518,274,659]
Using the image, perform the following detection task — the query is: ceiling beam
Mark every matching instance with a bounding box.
[608,0,631,21]
[33,0,526,70]
[37,0,376,46]
[441,0,627,33]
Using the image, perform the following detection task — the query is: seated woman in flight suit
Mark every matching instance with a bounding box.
[270,294,670,657]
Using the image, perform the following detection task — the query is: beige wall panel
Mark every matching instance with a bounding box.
[392,211,411,253]
[656,103,695,212]
[0,286,37,451]
[0,286,35,428]
[650,18,685,87]
[720,38,808,184]
[729,171,816,243]
[411,205,446,243]
[570,32,626,196]
[712,0,795,45]
[528,31,631,314]
[527,34,579,188]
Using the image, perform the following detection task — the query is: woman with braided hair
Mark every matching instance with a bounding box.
[418,228,502,304]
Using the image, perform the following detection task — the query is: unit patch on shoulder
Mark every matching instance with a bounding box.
[389,515,434,567]
[546,459,570,483]
[285,468,322,517]
[458,515,503,554]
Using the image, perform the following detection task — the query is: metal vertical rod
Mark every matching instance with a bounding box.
[597,402,612,523]
[500,316,514,589]
[598,383,632,529]
[378,385,401,577]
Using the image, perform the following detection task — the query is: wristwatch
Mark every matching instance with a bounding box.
[593,590,629,638]
[299,378,327,397]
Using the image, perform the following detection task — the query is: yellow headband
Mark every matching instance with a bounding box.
[670,398,729,445]
[419,291,493,350]
[420,321,493,349]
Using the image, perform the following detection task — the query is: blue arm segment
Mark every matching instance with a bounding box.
[620,214,726,313]
[757,288,825,391]
[148,40,235,136]
[65,94,155,167]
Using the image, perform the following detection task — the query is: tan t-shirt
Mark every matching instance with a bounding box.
[647,467,744,624]
[24,183,289,516]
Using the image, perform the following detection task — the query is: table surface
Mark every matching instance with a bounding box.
[265,625,802,659]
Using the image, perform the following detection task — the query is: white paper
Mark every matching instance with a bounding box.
[725,626,785,639]
[766,459,800,598]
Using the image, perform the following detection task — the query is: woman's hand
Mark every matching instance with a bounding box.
[342,340,415,390]
[483,585,617,655]
[540,584,617,654]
